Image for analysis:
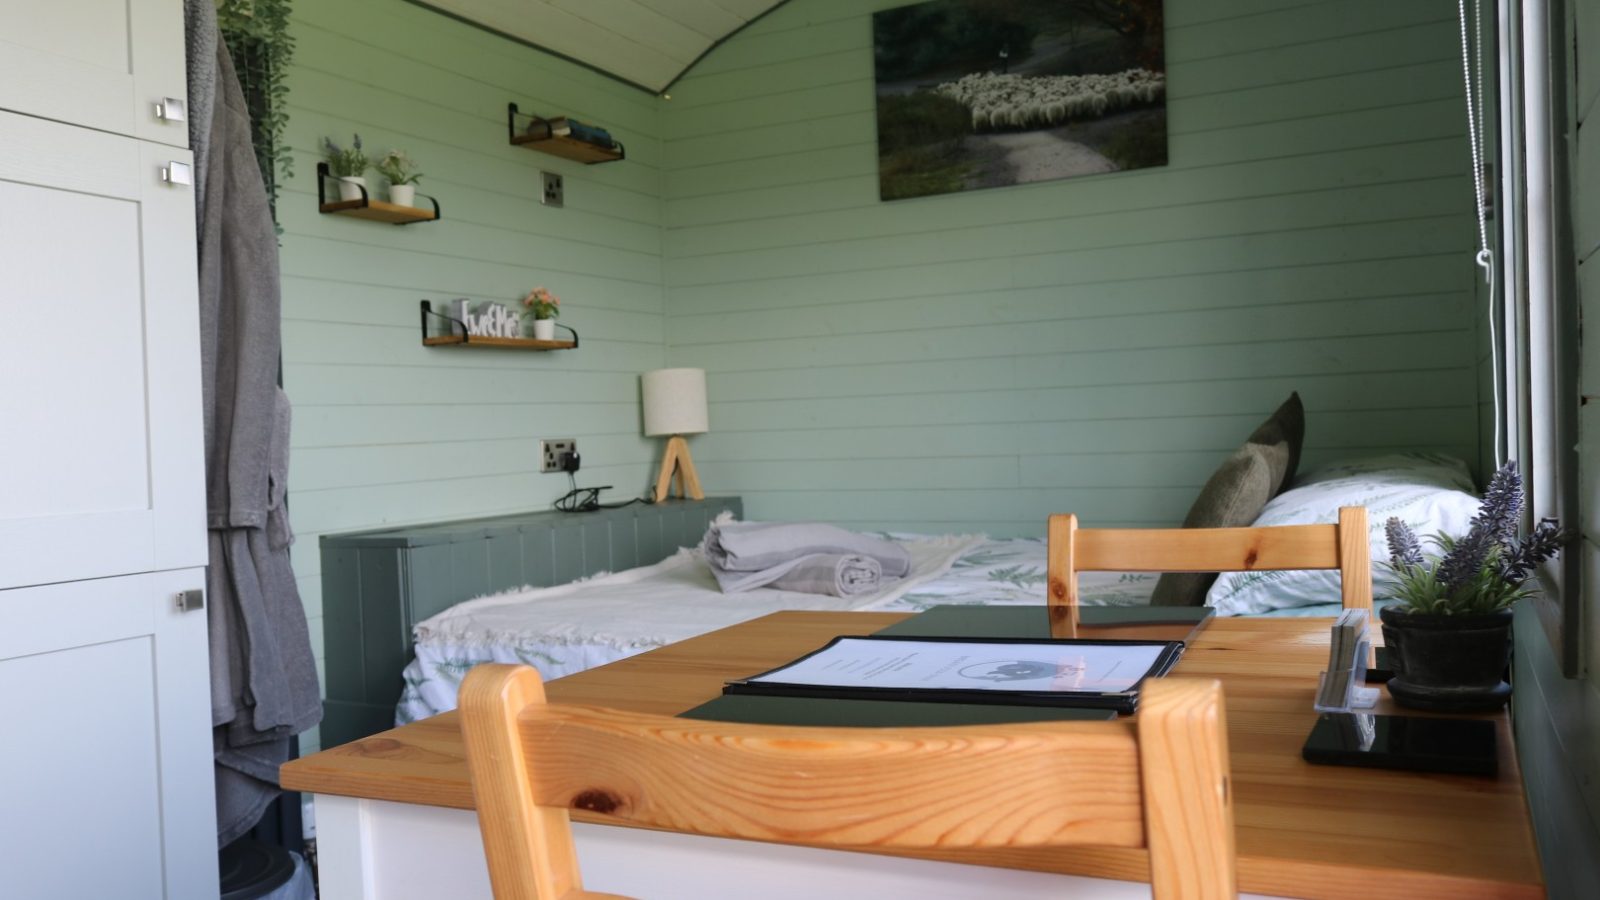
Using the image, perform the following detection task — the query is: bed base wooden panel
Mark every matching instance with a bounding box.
[319,497,743,747]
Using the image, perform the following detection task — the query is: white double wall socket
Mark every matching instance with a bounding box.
[541,171,564,207]
[540,438,577,473]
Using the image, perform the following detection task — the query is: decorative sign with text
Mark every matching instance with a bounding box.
[450,299,522,339]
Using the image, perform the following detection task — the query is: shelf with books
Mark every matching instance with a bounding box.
[507,103,625,164]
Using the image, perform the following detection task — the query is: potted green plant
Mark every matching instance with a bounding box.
[322,134,369,202]
[521,287,560,340]
[377,149,422,207]
[1379,461,1567,712]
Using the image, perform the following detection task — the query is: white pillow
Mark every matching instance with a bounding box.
[1205,453,1481,616]
[1290,451,1476,492]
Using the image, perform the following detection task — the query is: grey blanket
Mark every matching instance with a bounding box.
[713,552,884,595]
[706,521,912,574]
[705,522,910,596]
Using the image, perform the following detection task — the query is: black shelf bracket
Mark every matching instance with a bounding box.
[420,299,468,341]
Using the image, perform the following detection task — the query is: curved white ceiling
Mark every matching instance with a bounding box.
[415,0,788,93]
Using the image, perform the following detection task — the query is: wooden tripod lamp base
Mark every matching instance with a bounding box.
[642,368,709,503]
[652,435,703,502]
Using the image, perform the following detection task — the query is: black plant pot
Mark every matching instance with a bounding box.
[1379,606,1513,713]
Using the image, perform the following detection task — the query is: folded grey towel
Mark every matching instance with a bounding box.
[705,521,912,577]
[713,553,883,596]
[777,554,882,596]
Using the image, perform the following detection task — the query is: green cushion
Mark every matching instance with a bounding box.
[1148,391,1305,607]
[1246,391,1305,493]
[1150,444,1278,606]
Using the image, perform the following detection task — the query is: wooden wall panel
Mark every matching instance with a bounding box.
[278,0,667,750]
[660,0,1481,534]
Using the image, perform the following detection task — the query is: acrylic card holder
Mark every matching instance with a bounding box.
[1314,610,1379,713]
[1315,638,1379,713]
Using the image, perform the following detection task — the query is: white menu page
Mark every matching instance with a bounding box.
[747,638,1169,694]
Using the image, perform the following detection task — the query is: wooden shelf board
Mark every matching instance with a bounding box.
[320,200,437,224]
[423,334,575,350]
[510,133,622,164]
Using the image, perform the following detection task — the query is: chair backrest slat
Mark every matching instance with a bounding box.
[1048,506,1371,640]
[1074,523,1341,572]
[523,704,1145,850]
[461,665,1238,900]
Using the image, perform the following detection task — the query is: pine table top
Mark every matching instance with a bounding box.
[283,612,1543,900]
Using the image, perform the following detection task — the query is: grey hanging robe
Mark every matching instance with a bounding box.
[191,21,323,846]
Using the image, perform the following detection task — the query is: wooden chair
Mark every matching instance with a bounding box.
[460,664,1237,900]
[1047,506,1372,639]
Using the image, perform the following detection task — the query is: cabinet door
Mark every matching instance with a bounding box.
[0,0,189,147]
[0,569,217,899]
[0,112,205,589]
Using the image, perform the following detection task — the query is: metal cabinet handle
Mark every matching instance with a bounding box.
[160,161,192,186]
[154,97,186,122]
[175,590,204,612]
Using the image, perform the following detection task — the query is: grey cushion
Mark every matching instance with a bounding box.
[1246,392,1305,494]
[1150,444,1279,607]
[1147,392,1308,607]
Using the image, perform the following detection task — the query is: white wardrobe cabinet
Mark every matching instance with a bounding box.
[1,2,217,895]
[0,0,191,147]
[0,569,215,899]
[0,111,206,589]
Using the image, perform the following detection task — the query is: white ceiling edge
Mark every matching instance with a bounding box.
[412,0,788,93]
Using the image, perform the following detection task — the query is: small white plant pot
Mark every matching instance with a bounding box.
[532,318,556,341]
[388,183,415,207]
[337,176,367,202]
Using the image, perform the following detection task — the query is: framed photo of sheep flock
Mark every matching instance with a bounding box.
[872,0,1167,201]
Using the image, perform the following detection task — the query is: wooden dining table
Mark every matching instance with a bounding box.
[283,611,1544,900]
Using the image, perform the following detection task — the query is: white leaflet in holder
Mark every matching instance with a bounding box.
[1314,609,1380,713]
[1315,639,1380,713]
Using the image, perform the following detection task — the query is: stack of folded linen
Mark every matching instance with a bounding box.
[704,521,913,597]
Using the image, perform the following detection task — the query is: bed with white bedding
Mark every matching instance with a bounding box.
[393,451,1481,725]
[395,531,1162,724]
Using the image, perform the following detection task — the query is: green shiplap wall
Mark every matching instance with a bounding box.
[661,0,1482,535]
[279,0,1491,750]
[276,0,666,748]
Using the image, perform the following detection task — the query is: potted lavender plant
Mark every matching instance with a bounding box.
[323,134,370,202]
[1380,461,1566,712]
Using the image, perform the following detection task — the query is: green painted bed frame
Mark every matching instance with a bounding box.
[319,497,743,746]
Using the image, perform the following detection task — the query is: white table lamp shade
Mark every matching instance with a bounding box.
[642,368,708,436]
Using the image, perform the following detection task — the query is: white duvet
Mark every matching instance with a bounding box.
[395,532,1157,725]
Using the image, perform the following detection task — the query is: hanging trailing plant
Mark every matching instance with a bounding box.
[217,0,296,213]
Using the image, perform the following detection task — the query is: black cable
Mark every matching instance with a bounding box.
[552,475,653,513]
[549,450,657,512]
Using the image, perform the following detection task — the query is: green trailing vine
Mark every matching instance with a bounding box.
[217,0,295,213]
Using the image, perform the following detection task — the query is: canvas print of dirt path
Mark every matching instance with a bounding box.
[873,0,1167,201]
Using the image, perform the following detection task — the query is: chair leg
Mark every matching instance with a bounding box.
[461,665,584,900]
[1137,678,1237,900]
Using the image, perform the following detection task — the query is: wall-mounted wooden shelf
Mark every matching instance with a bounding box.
[508,103,625,165]
[420,300,578,350]
[422,334,576,350]
[318,163,441,225]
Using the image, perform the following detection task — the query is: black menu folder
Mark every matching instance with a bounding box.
[720,634,1184,716]
[680,694,1117,727]
[876,604,1213,644]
